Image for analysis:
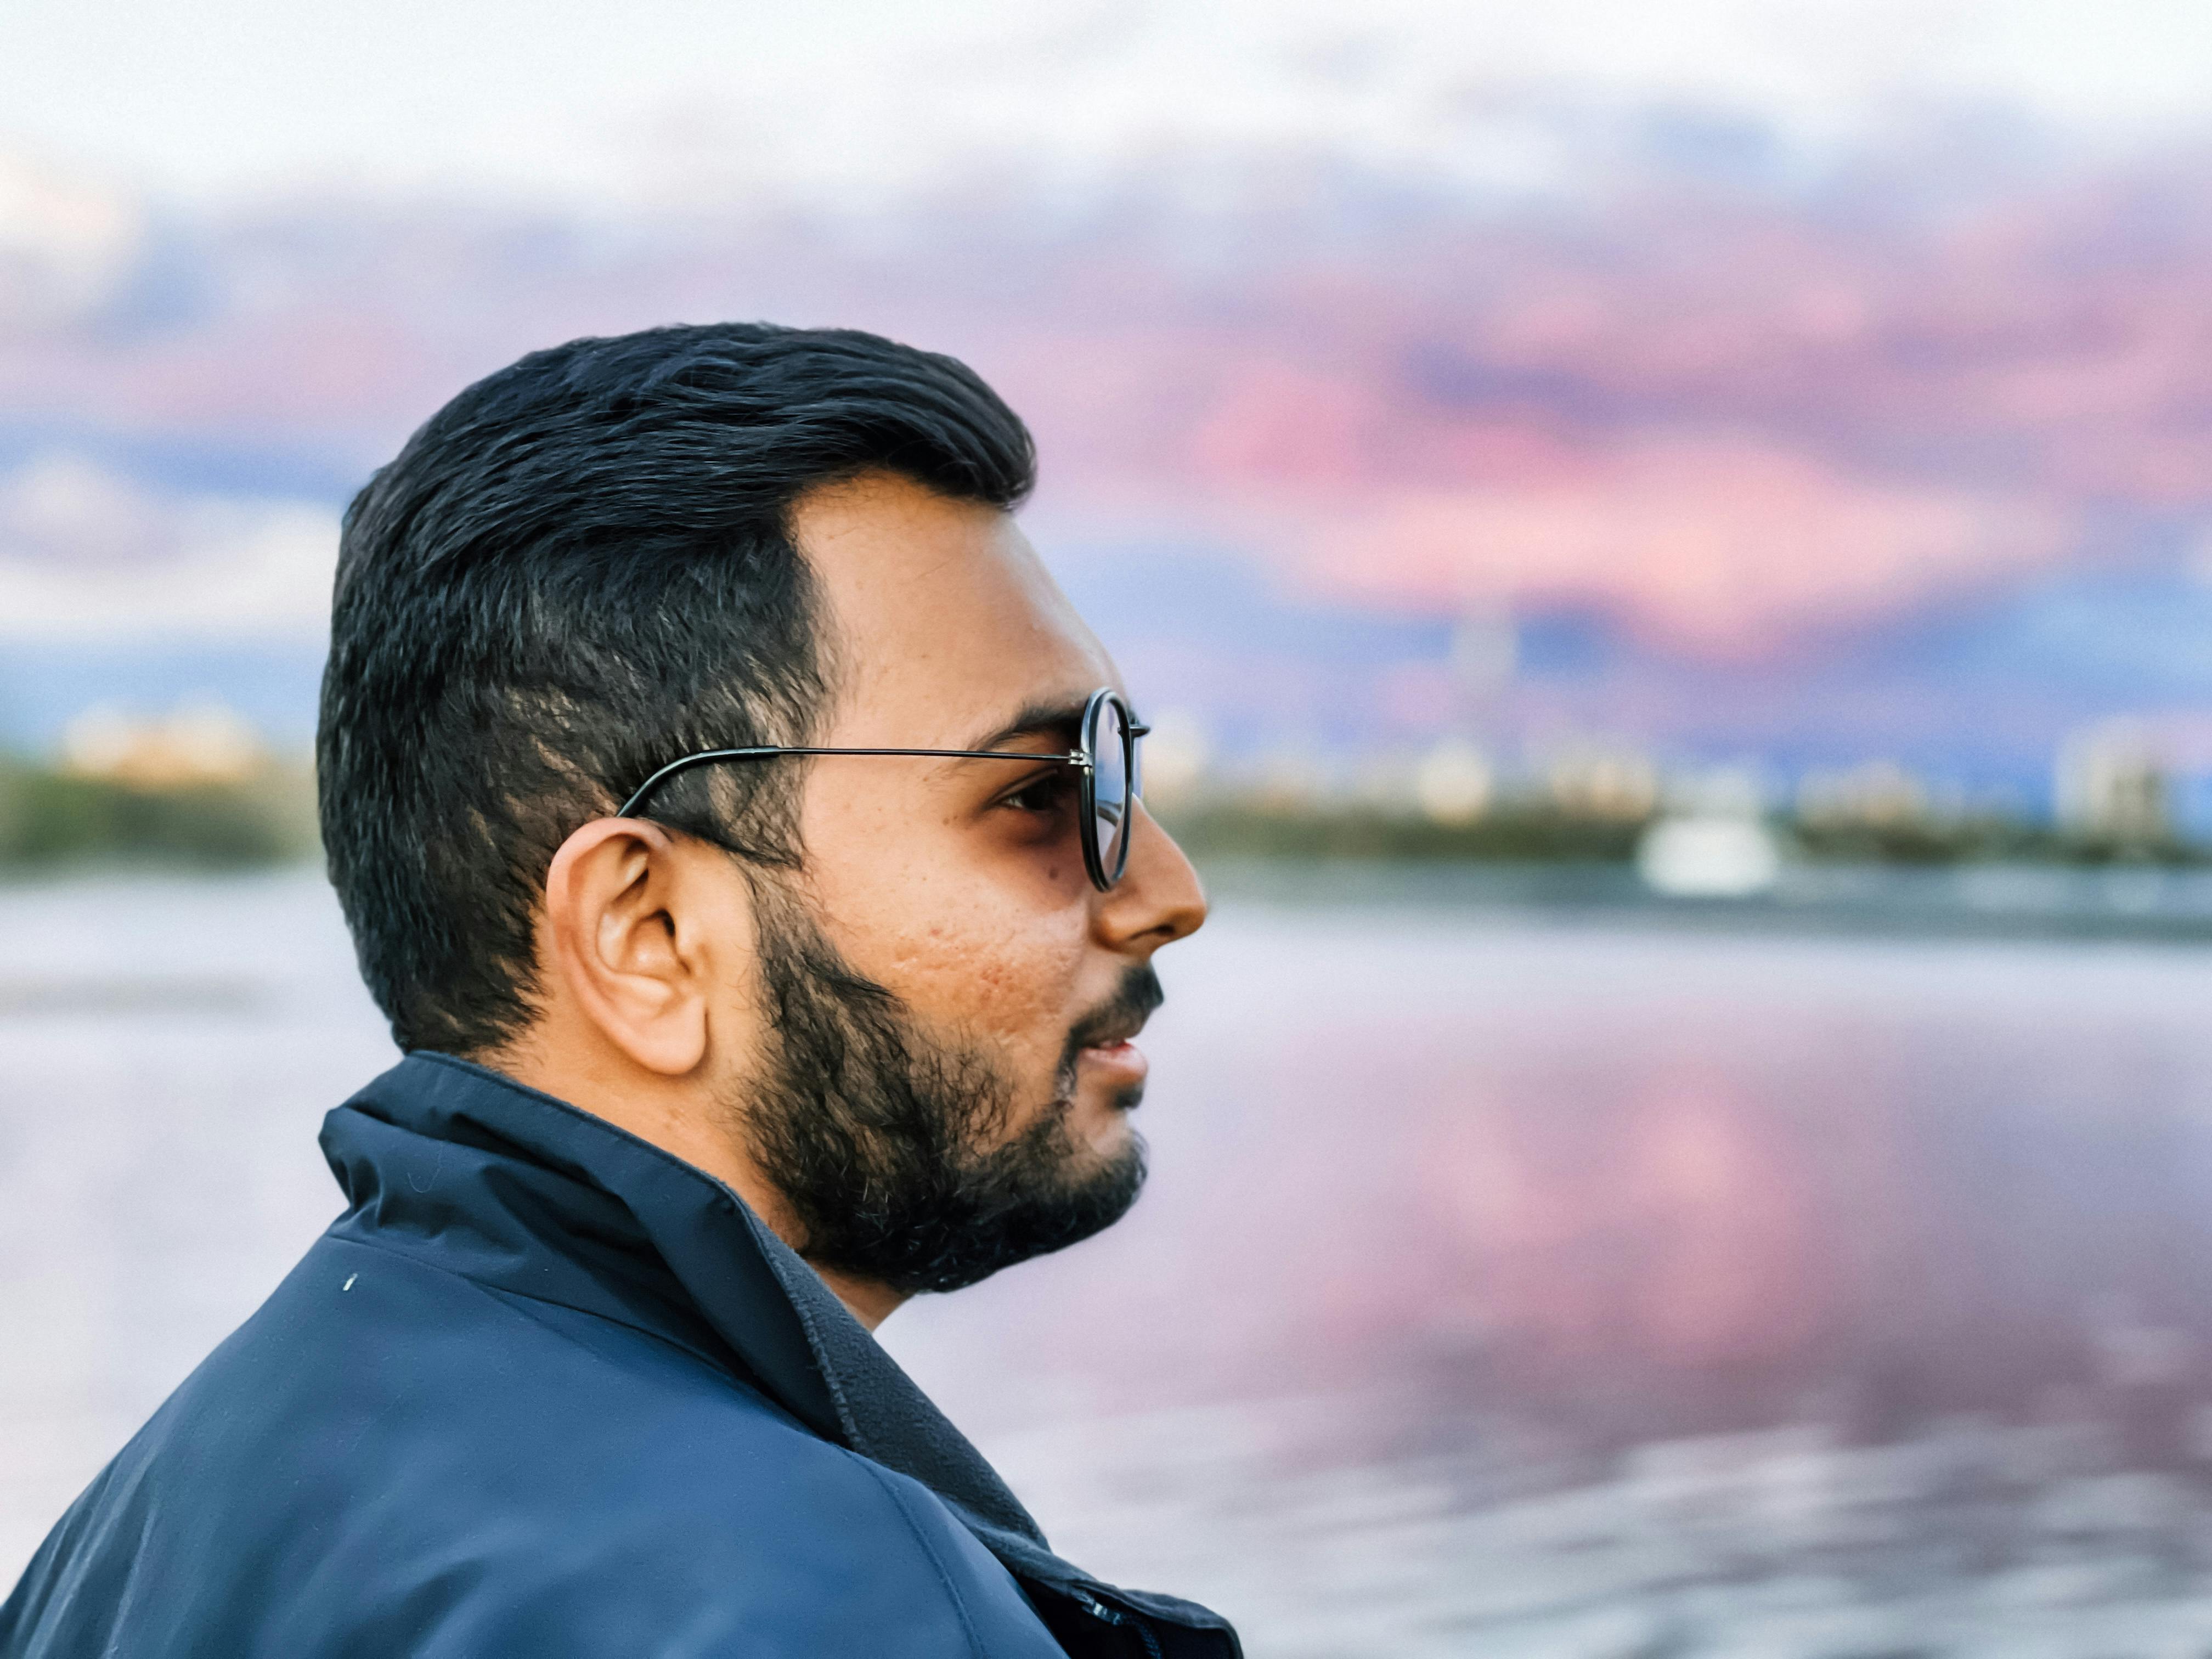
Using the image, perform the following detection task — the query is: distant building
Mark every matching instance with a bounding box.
[1664,763,1768,821]
[1796,760,1931,830]
[1415,738,1491,825]
[1636,759,1784,896]
[2056,720,2171,843]
[1249,742,1330,812]
[1544,741,1660,821]
[1135,709,1210,808]
[1346,747,1419,810]
[60,697,266,788]
[1636,815,1782,898]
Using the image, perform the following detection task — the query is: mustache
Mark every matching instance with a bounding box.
[1063,965,1165,1060]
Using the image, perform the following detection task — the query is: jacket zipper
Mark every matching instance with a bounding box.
[1068,1588,1165,1658]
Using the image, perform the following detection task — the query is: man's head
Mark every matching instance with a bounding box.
[320,324,1207,1318]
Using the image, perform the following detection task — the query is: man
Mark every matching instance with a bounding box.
[1,325,1235,1656]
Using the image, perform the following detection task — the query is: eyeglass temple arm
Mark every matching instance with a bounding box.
[615,744,1097,819]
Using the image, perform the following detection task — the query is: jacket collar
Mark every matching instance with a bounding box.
[322,1052,1082,1578]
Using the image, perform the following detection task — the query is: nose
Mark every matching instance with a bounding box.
[1095,799,1207,952]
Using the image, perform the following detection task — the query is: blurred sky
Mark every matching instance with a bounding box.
[7,1,2212,205]
[9,1,2212,802]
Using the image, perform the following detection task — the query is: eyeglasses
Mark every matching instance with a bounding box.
[616,687,1147,891]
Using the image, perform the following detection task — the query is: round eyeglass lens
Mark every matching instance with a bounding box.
[1090,696,1132,884]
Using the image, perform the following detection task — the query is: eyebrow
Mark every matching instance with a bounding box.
[961,697,1092,754]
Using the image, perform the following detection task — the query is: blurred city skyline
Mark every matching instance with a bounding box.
[8,2,2212,820]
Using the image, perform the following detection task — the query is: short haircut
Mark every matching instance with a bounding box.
[319,323,1036,1056]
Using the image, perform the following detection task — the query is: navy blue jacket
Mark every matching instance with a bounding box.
[1,1053,1239,1657]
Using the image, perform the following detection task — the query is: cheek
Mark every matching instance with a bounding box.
[874,898,1090,1058]
[796,781,1094,1063]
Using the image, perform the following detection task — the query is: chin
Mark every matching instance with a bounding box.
[1070,1095,1141,1156]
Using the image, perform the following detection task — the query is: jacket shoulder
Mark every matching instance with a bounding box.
[3,1237,1064,1658]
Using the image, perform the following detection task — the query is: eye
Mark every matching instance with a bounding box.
[1000,767,1076,816]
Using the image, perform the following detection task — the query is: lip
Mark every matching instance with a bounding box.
[1076,1035,1149,1086]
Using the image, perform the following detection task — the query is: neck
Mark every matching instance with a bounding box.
[485,1043,910,1333]
[809,1265,907,1331]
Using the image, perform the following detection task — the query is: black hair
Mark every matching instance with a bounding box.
[318,322,1036,1056]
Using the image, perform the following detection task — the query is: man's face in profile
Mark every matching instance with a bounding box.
[708,473,1209,1295]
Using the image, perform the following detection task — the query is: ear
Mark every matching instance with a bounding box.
[539,818,733,1077]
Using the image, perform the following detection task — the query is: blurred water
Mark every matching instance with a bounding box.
[11,873,2212,1656]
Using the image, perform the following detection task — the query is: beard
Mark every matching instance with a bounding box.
[733,876,1158,1296]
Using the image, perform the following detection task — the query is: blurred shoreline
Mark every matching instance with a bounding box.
[13,840,2212,951]
[1196,857,2212,946]
[12,755,2212,947]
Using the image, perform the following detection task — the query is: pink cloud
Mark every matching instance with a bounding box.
[1277,436,2074,652]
